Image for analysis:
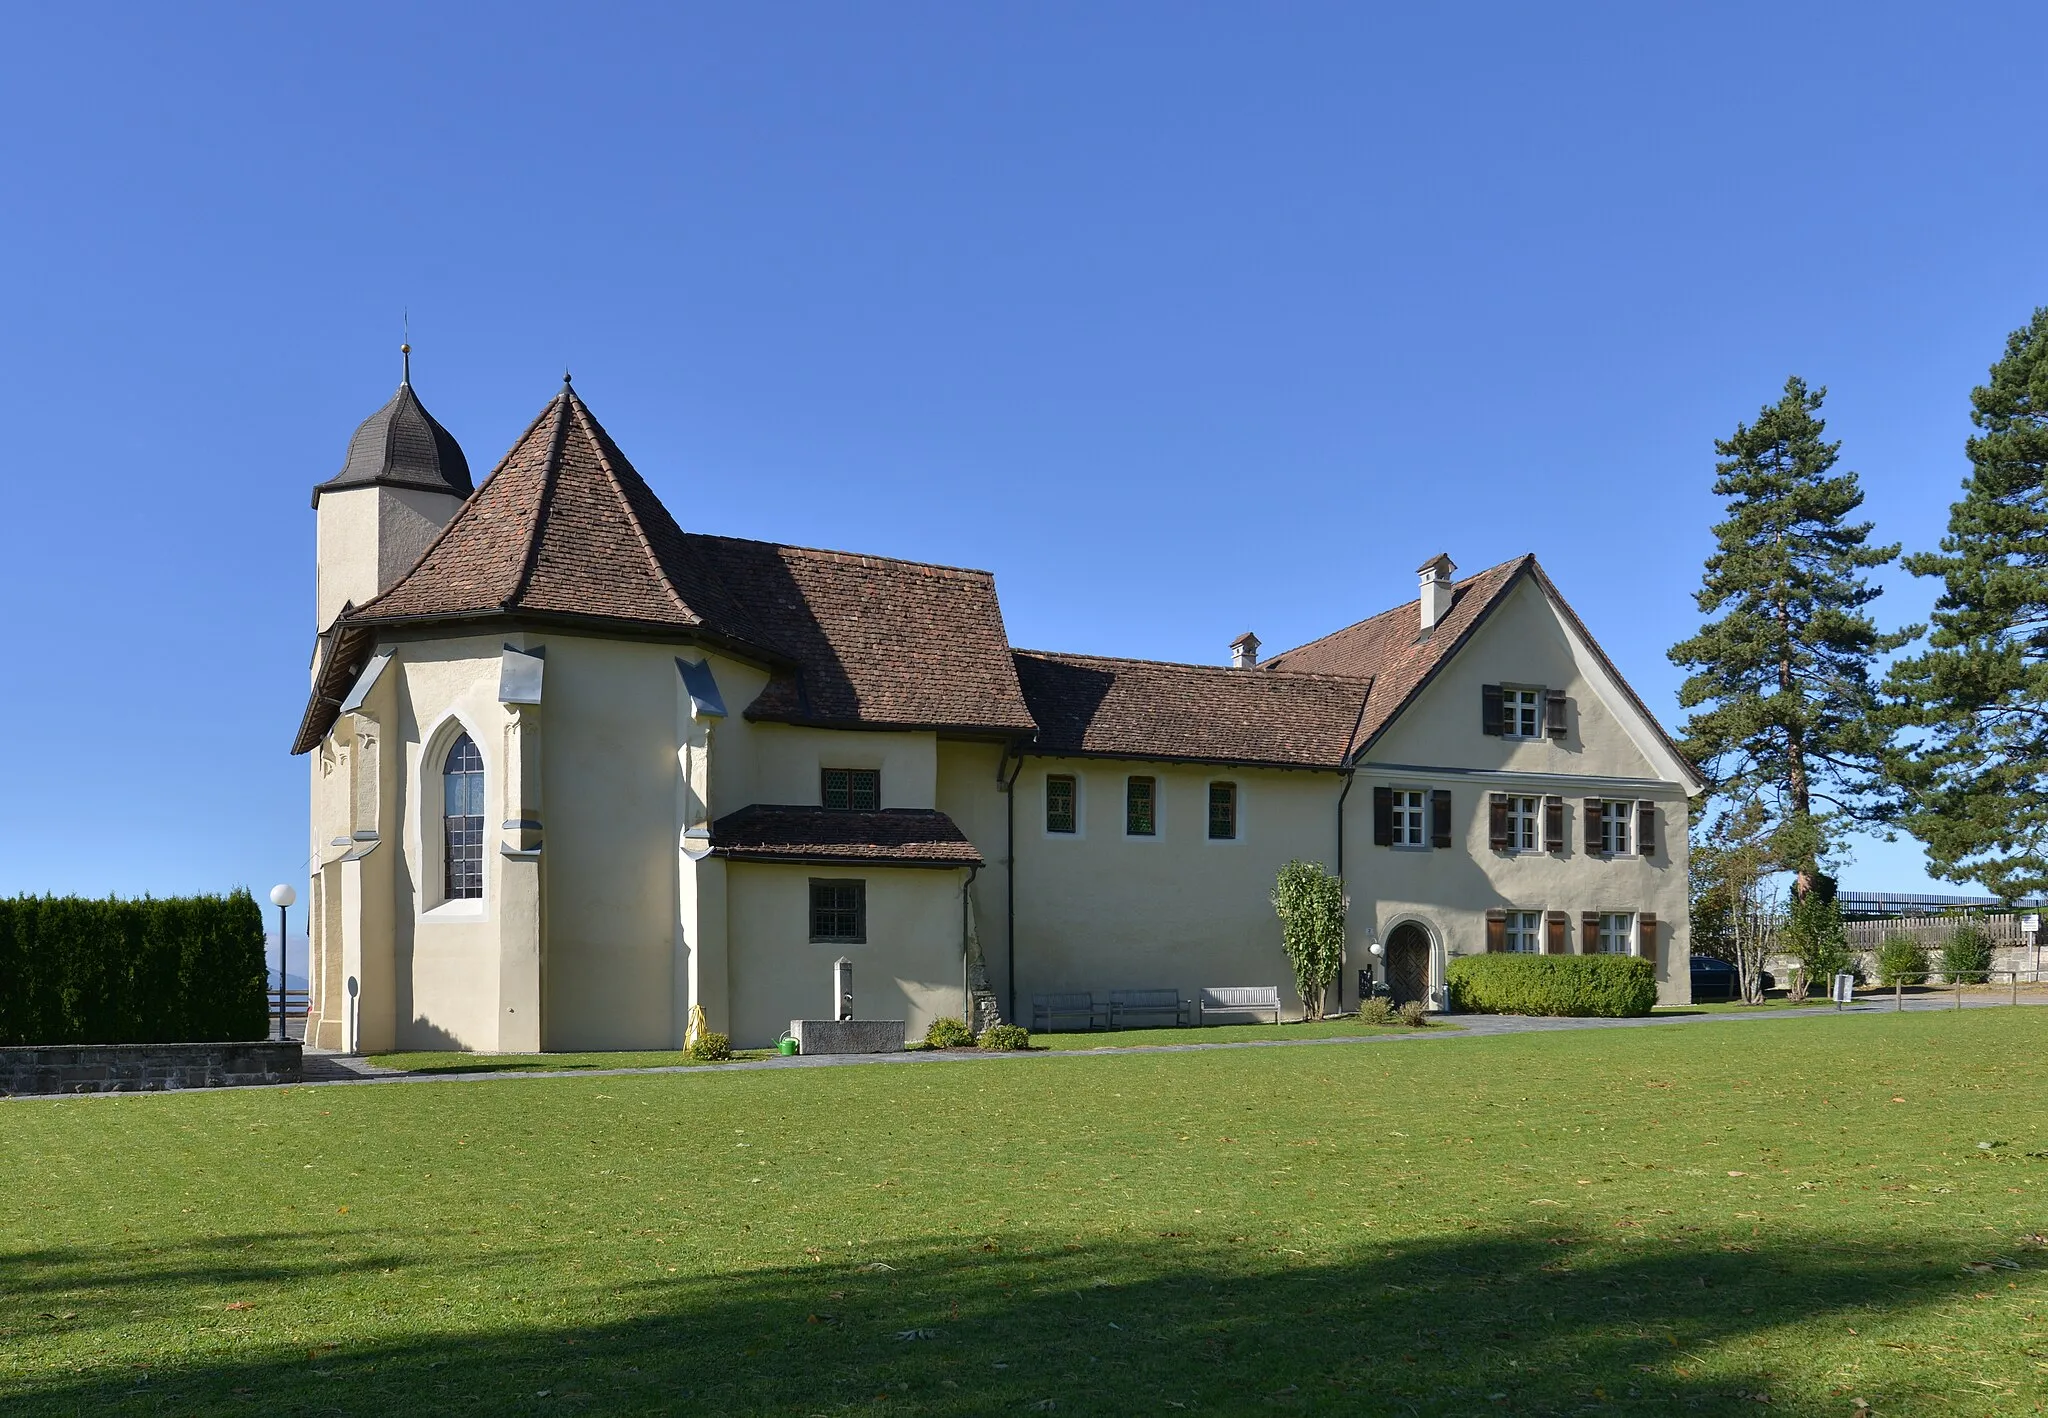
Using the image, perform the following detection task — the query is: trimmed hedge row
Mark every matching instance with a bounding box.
[0,892,269,1045]
[1446,953,1657,1018]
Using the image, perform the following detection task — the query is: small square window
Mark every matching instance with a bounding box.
[1046,775,1077,834]
[1126,777,1156,837]
[1502,688,1543,738]
[1208,782,1237,840]
[1600,801,1633,855]
[1505,910,1543,953]
[1391,789,1425,847]
[810,879,866,943]
[822,768,880,812]
[1597,911,1634,955]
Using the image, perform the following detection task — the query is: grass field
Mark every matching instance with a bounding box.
[4,1010,2046,1416]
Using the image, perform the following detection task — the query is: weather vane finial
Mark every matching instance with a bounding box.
[401,309,411,384]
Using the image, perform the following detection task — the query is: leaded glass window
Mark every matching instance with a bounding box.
[810,879,866,942]
[443,733,485,901]
[822,768,880,812]
[1208,782,1237,840]
[1046,775,1077,834]
[1126,777,1156,837]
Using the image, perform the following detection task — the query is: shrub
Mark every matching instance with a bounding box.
[0,892,268,1046]
[978,1024,1030,1051]
[1783,894,1854,1002]
[924,1016,974,1049]
[1272,861,1347,1021]
[685,1032,732,1062]
[1875,933,1929,988]
[1356,996,1398,1026]
[1939,925,1994,985]
[1445,954,1657,1018]
[1397,1000,1430,1027]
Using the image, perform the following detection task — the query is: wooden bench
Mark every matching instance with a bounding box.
[1031,991,1106,1032]
[1197,986,1283,1025]
[1109,988,1190,1028]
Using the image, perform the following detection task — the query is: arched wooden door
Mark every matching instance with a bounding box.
[1386,923,1432,1006]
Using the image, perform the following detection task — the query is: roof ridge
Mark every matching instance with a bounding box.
[564,389,694,622]
[1270,553,1533,664]
[1014,647,1375,686]
[687,530,997,583]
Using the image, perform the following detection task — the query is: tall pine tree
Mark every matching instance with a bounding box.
[1669,377,1904,891]
[1886,308,2048,900]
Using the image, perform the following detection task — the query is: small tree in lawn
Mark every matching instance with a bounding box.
[1272,860,1346,1021]
[1695,800,1782,1004]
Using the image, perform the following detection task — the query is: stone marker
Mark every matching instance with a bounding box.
[789,1019,905,1055]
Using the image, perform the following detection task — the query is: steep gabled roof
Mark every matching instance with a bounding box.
[1265,556,1529,755]
[1013,650,1372,769]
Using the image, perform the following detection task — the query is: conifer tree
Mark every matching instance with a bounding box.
[1886,308,2048,899]
[1669,377,1904,890]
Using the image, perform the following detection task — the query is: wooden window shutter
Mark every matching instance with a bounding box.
[1637,801,1656,858]
[1372,785,1393,846]
[1581,911,1599,954]
[1639,912,1658,960]
[1544,795,1564,853]
[1584,798,1602,854]
[1488,793,1510,851]
[1485,908,1507,952]
[1481,684,1504,736]
[1545,910,1569,954]
[1430,789,1453,848]
[1545,688,1568,740]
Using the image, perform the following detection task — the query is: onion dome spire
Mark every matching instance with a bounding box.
[311,345,473,507]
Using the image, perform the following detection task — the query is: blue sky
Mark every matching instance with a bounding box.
[3,2,2044,929]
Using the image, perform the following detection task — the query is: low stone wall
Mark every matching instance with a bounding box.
[790,1020,904,1055]
[0,1041,303,1096]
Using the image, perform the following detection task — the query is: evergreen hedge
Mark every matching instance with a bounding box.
[1445,954,1658,1018]
[0,892,269,1045]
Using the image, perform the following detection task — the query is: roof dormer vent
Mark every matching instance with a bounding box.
[1418,554,1456,632]
[1230,631,1260,669]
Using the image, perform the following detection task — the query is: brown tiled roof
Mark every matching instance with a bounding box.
[309,383,1035,744]
[289,621,376,756]
[1262,555,1529,755]
[709,805,983,868]
[1012,651,1372,769]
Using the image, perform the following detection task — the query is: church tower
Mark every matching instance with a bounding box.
[311,347,473,630]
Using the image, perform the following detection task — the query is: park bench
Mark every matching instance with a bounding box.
[1196,985,1282,1025]
[1031,991,1106,1032]
[1108,988,1191,1028]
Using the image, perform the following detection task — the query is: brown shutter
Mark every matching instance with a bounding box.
[1372,785,1393,846]
[1584,798,1602,854]
[1637,801,1656,858]
[1581,911,1599,954]
[1545,910,1569,954]
[1488,792,1510,851]
[1639,912,1658,960]
[1430,789,1453,848]
[1482,684,1504,736]
[1546,689,1568,740]
[1485,908,1507,952]
[1544,795,1565,853]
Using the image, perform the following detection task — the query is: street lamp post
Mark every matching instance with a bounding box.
[269,884,297,1041]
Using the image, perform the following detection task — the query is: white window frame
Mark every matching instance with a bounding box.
[1504,909,1543,954]
[1597,911,1636,955]
[1206,780,1242,844]
[1390,788,1426,848]
[1506,795,1541,853]
[1501,686,1543,739]
[1601,800,1634,856]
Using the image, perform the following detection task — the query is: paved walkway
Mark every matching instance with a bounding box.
[287,992,2048,1091]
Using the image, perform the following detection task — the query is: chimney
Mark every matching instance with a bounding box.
[1418,554,1456,632]
[1230,631,1261,669]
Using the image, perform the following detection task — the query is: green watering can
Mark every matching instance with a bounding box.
[776,1032,800,1057]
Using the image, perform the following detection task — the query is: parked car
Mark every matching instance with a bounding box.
[1689,955,1774,1002]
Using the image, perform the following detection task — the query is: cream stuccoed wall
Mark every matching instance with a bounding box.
[748,724,940,807]
[726,861,970,1048]
[1348,574,1694,1005]
[313,485,464,632]
[935,740,1013,1004]
[1008,758,1343,1018]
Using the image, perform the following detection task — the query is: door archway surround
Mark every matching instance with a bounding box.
[1386,921,1433,1007]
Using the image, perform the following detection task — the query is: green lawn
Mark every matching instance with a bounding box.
[4,1010,2045,1416]
[1033,1016,1432,1050]
[370,1049,777,1075]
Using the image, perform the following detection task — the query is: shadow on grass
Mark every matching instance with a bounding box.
[3,1222,2027,1416]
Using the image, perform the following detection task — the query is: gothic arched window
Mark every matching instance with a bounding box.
[443,733,485,900]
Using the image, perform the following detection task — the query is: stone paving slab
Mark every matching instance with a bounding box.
[12,994,2042,1099]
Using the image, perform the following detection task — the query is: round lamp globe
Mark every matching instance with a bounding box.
[269,884,298,908]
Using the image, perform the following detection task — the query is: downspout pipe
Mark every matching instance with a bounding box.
[961,863,980,1024]
[1334,763,1356,1014]
[1001,742,1026,1023]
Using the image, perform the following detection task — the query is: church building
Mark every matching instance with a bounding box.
[295,364,1701,1053]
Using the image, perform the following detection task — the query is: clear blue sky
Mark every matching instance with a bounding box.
[3,2,2043,923]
